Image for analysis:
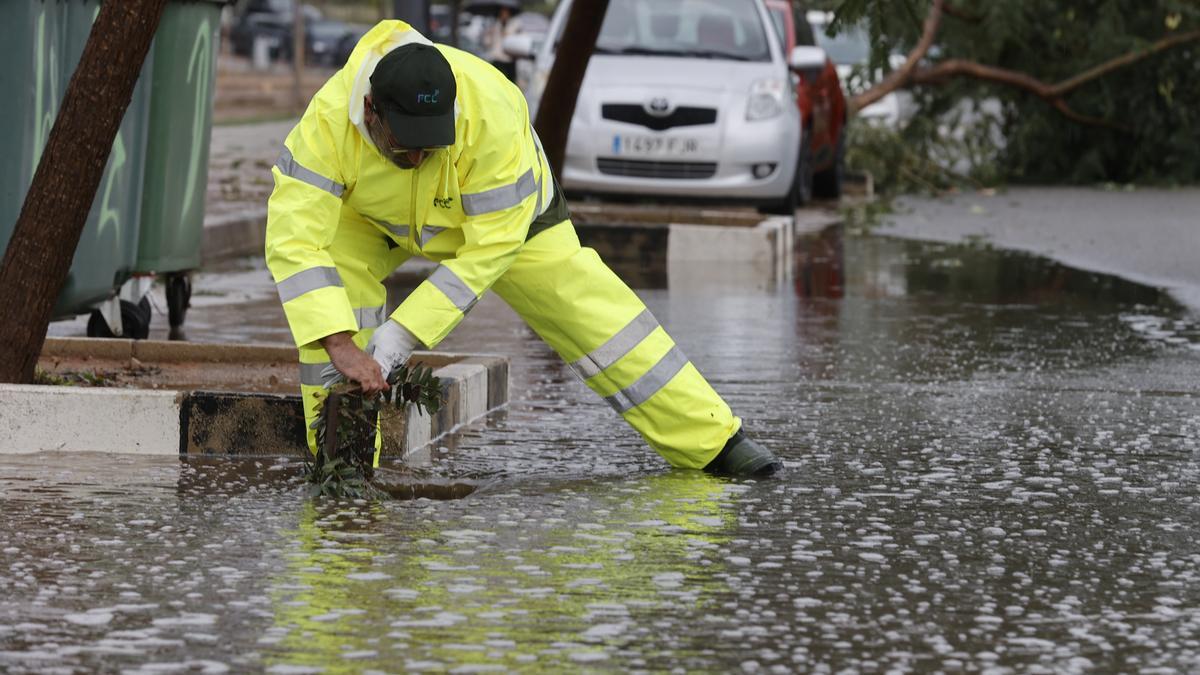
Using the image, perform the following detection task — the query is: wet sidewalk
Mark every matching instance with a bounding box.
[884,187,1200,310]
[200,119,293,263]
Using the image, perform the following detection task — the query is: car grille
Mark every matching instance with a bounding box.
[596,158,718,180]
[601,104,717,131]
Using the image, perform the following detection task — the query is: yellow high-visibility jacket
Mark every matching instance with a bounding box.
[265,21,557,350]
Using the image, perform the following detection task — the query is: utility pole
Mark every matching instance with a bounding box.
[393,0,431,34]
[534,0,610,172]
[293,3,306,111]
[0,0,169,383]
[449,0,461,47]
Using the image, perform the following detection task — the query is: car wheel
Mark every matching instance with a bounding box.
[812,131,845,200]
[796,132,814,206]
[760,132,812,215]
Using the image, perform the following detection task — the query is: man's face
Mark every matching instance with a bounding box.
[364,94,436,170]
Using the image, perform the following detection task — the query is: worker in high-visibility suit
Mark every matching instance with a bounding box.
[265,21,781,477]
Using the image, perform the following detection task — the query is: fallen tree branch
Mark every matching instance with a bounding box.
[942,4,982,22]
[1050,99,1128,131]
[907,59,1129,129]
[909,29,1200,99]
[1052,29,1200,96]
[850,4,1200,131]
[850,0,945,112]
[907,28,1200,130]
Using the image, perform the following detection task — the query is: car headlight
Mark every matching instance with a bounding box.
[746,78,786,121]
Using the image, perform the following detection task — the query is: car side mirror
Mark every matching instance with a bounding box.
[503,34,537,59]
[789,45,828,71]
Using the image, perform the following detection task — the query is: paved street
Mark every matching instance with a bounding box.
[6,3,1200,668]
[32,104,1200,675]
[18,223,1200,671]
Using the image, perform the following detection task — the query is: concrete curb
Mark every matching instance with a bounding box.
[202,208,267,264]
[0,385,184,455]
[4,339,508,458]
[43,336,297,363]
[570,205,842,290]
[179,354,508,458]
[667,218,792,288]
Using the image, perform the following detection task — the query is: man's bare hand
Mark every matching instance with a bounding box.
[320,332,389,395]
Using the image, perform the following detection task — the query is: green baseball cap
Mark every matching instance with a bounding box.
[369,43,457,148]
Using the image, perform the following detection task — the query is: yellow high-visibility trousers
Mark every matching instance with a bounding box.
[490,222,740,468]
[297,215,740,469]
[297,209,408,458]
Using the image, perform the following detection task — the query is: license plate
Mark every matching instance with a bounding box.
[612,135,701,157]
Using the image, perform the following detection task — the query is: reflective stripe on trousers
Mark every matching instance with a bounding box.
[489,222,739,469]
[295,209,399,457]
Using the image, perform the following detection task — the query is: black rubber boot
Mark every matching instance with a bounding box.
[704,430,783,477]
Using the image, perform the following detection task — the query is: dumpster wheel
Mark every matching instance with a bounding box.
[166,273,192,334]
[86,298,152,340]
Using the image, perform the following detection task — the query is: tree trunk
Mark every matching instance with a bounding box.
[0,0,168,384]
[533,0,610,173]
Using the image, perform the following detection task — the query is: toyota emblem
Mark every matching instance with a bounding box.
[645,97,672,117]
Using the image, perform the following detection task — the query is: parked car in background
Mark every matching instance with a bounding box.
[331,6,478,69]
[765,0,847,200]
[229,0,304,60]
[305,18,356,66]
[332,23,371,68]
[508,0,841,212]
[429,3,454,43]
[806,10,913,127]
[229,0,356,67]
[508,10,549,38]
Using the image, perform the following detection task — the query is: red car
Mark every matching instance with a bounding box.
[765,0,848,203]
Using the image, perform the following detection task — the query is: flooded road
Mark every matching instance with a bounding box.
[17,229,1200,672]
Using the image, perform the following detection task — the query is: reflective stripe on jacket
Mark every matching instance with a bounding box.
[265,20,554,349]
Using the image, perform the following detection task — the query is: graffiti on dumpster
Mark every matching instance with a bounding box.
[98,135,128,243]
[32,10,59,172]
[182,18,216,223]
[90,4,128,245]
[33,4,129,247]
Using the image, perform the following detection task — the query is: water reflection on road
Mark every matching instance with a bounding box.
[9,228,1200,672]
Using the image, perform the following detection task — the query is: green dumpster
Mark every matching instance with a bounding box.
[0,0,153,331]
[137,0,227,335]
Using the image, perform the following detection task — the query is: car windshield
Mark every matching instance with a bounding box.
[585,0,771,62]
[768,7,786,46]
[814,24,870,65]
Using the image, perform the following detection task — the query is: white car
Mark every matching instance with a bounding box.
[506,0,824,211]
